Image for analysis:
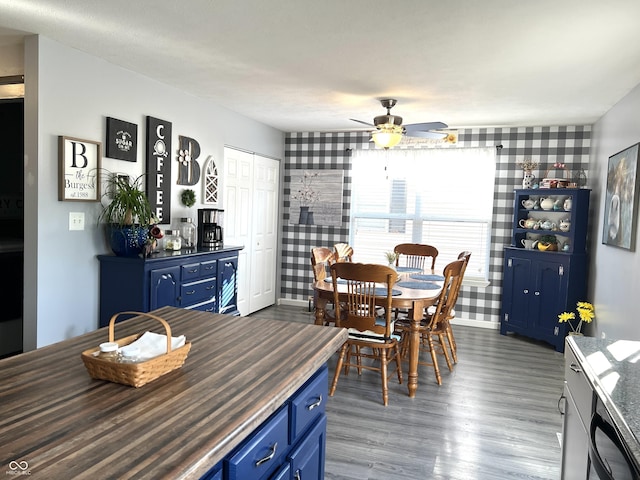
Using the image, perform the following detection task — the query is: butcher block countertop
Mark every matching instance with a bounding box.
[0,307,347,479]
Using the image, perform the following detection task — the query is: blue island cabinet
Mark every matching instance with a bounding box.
[500,189,590,352]
[98,247,242,327]
[201,366,329,480]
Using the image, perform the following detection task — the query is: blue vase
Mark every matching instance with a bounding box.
[108,225,148,256]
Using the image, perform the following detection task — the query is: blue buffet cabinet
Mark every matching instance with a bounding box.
[97,246,242,328]
[500,189,590,352]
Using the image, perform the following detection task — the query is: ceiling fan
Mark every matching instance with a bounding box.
[350,99,448,149]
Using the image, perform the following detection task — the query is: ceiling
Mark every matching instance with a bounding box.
[2,0,640,133]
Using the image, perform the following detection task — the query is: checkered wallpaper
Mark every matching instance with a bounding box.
[282,126,592,325]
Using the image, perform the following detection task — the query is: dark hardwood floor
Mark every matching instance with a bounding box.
[249,304,565,480]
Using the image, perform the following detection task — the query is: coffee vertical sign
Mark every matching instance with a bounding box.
[145,116,172,225]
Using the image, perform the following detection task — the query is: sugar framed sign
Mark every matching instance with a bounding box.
[58,136,101,202]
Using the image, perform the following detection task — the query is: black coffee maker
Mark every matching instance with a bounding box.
[197,208,224,248]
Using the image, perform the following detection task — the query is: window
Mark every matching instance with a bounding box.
[349,147,495,280]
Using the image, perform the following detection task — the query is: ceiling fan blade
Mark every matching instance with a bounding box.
[403,121,448,133]
[404,130,448,139]
[350,118,375,127]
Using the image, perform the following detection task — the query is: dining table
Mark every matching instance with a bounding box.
[312,271,444,398]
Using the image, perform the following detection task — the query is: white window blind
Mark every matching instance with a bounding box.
[350,147,496,280]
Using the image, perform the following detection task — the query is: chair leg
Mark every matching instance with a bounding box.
[438,333,454,372]
[330,344,348,397]
[446,324,457,363]
[393,343,403,385]
[380,348,389,406]
[426,334,442,385]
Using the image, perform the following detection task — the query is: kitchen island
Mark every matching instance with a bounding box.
[0,307,347,479]
[561,335,640,477]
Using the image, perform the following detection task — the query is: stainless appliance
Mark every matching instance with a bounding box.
[197,208,223,248]
[588,399,640,479]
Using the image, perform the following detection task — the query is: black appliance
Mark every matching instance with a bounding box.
[197,208,224,248]
[588,398,640,479]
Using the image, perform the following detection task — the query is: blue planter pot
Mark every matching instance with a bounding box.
[108,225,148,256]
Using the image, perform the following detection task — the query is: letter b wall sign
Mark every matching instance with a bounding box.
[58,136,101,202]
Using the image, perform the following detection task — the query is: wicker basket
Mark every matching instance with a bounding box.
[81,311,191,387]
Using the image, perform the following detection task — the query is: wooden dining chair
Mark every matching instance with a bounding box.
[311,247,336,282]
[396,259,465,385]
[392,243,439,319]
[329,262,403,406]
[444,251,471,362]
[394,243,438,274]
[311,247,338,324]
[333,243,354,263]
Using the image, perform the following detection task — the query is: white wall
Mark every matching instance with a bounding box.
[588,82,640,341]
[24,35,284,349]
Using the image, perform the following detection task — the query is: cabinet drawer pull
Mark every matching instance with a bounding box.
[185,290,196,295]
[255,442,277,466]
[569,363,582,373]
[188,268,198,273]
[205,285,215,290]
[204,265,215,271]
[307,394,323,411]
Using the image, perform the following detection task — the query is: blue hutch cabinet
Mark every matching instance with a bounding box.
[500,189,591,352]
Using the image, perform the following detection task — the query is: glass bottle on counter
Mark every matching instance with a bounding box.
[180,217,197,248]
[97,342,120,361]
[164,230,182,250]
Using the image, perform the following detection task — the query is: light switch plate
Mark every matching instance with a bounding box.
[69,212,85,231]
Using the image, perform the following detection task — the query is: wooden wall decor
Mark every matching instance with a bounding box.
[203,155,218,205]
[145,116,172,225]
[177,135,201,186]
[105,117,137,162]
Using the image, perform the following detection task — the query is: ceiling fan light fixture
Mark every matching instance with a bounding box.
[371,124,403,149]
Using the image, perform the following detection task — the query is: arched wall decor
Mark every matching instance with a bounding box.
[203,155,219,205]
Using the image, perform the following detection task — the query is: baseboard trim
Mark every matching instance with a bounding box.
[277,298,499,330]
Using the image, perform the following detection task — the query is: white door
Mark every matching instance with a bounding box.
[224,148,253,316]
[224,148,279,315]
[249,155,279,312]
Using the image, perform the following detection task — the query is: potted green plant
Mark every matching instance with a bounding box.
[535,234,558,251]
[97,172,156,256]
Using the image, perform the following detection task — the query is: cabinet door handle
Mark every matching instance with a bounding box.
[255,442,277,466]
[523,289,529,294]
[557,394,566,415]
[307,394,323,411]
[569,363,582,373]
[534,291,540,296]
[294,470,301,480]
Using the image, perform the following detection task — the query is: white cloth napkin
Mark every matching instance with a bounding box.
[120,331,186,361]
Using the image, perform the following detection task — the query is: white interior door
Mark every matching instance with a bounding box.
[249,155,279,312]
[224,148,279,315]
[223,148,253,316]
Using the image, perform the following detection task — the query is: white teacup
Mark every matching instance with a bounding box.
[521,239,535,249]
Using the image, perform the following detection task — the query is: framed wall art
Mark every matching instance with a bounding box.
[602,142,640,250]
[288,169,344,227]
[106,117,137,162]
[58,136,101,202]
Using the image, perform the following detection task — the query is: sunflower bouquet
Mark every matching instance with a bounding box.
[558,302,595,334]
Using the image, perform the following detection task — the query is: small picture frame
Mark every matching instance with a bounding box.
[58,136,101,202]
[106,117,138,162]
[602,142,640,250]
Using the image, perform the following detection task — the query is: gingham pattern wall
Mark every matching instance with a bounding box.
[283,126,591,326]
